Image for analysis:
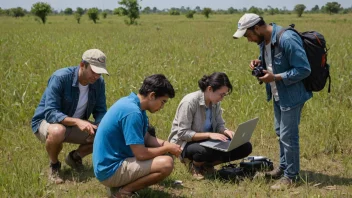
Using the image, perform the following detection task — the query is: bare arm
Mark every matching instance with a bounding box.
[144,132,165,147]
[61,117,97,135]
[130,143,182,161]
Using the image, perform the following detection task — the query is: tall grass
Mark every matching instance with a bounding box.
[0,14,351,197]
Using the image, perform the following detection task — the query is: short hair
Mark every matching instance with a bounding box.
[247,17,266,30]
[139,74,175,98]
[81,60,90,68]
[198,72,233,94]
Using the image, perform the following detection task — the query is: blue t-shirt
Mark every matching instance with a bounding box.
[93,92,148,182]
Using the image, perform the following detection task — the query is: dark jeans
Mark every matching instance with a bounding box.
[182,141,252,163]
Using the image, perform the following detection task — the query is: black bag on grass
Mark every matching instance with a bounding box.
[217,156,273,181]
[239,156,274,175]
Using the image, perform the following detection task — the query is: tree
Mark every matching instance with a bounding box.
[87,7,99,23]
[64,7,73,15]
[195,6,201,13]
[102,11,107,19]
[228,7,237,14]
[118,0,140,25]
[31,2,52,24]
[294,4,306,17]
[74,13,81,24]
[76,7,84,15]
[324,2,342,14]
[248,6,263,15]
[311,5,320,12]
[169,8,180,15]
[142,6,151,14]
[11,7,26,17]
[152,7,158,13]
[185,10,196,18]
[267,6,275,15]
[202,7,212,18]
[113,7,128,16]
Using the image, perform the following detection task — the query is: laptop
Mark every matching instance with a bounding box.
[200,117,259,152]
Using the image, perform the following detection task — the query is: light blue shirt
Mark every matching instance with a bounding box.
[93,93,148,182]
[203,107,212,131]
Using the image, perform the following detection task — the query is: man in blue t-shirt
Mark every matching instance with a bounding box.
[93,74,182,197]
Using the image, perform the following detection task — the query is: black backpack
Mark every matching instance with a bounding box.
[276,24,331,93]
[217,156,274,181]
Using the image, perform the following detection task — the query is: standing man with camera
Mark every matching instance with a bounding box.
[233,13,312,190]
[31,49,109,184]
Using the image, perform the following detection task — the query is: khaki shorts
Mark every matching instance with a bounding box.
[101,157,152,188]
[35,120,92,144]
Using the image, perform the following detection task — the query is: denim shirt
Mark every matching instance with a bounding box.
[168,90,227,151]
[31,66,107,133]
[259,23,313,109]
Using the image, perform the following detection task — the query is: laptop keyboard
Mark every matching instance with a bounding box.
[215,141,230,150]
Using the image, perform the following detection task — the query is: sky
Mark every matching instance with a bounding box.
[0,0,351,11]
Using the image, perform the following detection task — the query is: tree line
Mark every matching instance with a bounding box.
[0,1,351,24]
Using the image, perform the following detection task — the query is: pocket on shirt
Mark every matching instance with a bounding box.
[273,52,282,65]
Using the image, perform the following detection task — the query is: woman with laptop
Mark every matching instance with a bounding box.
[168,72,252,180]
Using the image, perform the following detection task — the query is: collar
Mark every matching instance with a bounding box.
[128,92,142,109]
[72,66,80,87]
[72,66,97,90]
[259,23,281,47]
[197,90,216,108]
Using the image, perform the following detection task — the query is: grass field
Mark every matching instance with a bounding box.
[0,13,351,197]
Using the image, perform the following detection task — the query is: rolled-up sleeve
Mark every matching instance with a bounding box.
[44,76,67,123]
[279,32,311,86]
[175,101,197,142]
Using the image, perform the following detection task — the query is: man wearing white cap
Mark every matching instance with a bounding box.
[31,49,109,184]
[233,14,312,190]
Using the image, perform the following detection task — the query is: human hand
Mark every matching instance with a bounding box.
[249,59,262,70]
[224,130,234,139]
[258,70,275,83]
[76,119,97,135]
[164,142,182,157]
[208,133,229,142]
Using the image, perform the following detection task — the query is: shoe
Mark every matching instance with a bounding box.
[65,150,84,171]
[188,162,205,180]
[265,167,284,179]
[49,161,64,184]
[107,187,139,198]
[203,163,216,175]
[270,176,293,191]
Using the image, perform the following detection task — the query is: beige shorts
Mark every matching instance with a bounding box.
[101,157,152,188]
[35,120,92,144]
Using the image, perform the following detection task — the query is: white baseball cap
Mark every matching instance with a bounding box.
[233,13,261,39]
[82,49,109,75]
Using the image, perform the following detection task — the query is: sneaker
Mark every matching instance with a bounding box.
[65,150,84,171]
[188,162,205,180]
[270,176,293,191]
[49,161,64,184]
[203,163,216,175]
[265,167,284,179]
[107,187,139,198]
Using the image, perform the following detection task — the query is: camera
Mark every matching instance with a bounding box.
[251,65,265,77]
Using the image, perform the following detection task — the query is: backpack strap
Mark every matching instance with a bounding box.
[275,24,300,47]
